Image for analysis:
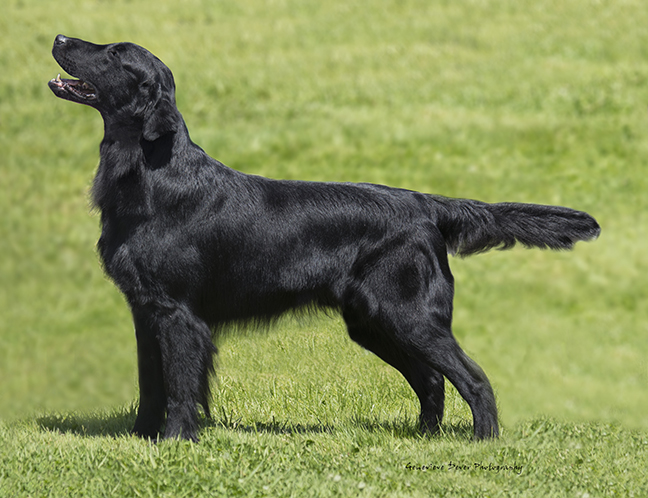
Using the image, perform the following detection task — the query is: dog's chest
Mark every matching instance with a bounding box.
[98,219,202,303]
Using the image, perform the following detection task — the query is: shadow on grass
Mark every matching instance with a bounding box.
[207,412,474,441]
[37,405,474,441]
[349,415,475,441]
[207,412,336,436]
[36,404,137,438]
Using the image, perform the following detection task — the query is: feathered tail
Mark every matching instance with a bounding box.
[431,197,601,257]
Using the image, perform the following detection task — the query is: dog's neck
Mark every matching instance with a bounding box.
[91,116,198,217]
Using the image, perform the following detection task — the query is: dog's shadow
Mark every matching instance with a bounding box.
[37,405,138,438]
[37,407,473,441]
[210,413,473,440]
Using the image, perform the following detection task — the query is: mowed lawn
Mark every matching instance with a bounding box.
[1,0,647,496]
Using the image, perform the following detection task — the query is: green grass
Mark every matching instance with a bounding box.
[2,414,648,497]
[1,0,648,495]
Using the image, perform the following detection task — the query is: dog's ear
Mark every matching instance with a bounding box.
[142,92,179,142]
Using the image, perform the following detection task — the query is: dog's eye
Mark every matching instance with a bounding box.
[109,49,120,58]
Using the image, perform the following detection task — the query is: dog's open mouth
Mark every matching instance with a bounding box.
[49,73,97,102]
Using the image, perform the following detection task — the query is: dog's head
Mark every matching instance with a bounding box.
[49,35,180,141]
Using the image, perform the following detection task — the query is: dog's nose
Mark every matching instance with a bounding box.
[54,34,68,46]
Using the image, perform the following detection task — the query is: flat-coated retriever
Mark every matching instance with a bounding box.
[48,34,600,441]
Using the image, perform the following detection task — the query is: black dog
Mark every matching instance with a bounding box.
[49,34,600,441]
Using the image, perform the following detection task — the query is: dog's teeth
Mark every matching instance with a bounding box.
[56,74,61,82]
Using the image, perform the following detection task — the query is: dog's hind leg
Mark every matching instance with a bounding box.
[387,288,499,440]
[346,232,498,439]
[431,340,499,439]
[343,309,445,434]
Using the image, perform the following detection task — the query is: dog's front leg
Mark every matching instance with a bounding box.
[131,305,167,440]
[133,302,215,442]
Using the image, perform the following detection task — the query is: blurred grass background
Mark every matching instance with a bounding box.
[1,0,647,434]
